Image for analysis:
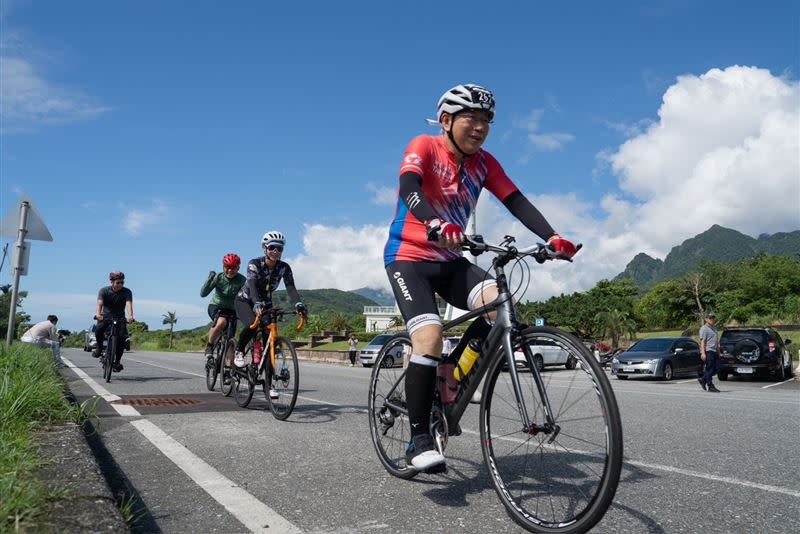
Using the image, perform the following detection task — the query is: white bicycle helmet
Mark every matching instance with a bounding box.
[437,84,495,121]
[261,230,286,247]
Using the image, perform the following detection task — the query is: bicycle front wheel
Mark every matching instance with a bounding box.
[103,337,115,383]
[266,336,299,420]
[367,333,417,480]
[480,326,623,533]
[205,341,222,391]
[220,340,235,397]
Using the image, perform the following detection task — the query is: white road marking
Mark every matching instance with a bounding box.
[130,419,302,534]
[125,357,206,378]
[761,378,796,389]
[61,357,141,417]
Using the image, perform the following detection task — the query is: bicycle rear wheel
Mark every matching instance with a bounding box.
[367,333,417,480]
[265,336,299,420]
[480,326,623,533]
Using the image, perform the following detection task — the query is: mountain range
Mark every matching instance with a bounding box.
[615,225,800,288]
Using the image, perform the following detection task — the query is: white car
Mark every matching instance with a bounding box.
[359,334,407,367]
[514,339,576,371]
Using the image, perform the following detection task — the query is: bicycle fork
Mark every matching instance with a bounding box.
[516,340,560,442]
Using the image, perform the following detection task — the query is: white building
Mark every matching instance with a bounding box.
[364,305,447,332]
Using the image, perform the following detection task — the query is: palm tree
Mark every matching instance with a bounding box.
[162,311,178,349]
[595,308,636,348]
[330,313,348,333]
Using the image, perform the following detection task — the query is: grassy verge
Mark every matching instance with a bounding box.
[0,344,77,532]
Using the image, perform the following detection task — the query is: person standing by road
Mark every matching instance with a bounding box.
[699,311,720,392]
[20,315,64,368]
[348,334,359,366]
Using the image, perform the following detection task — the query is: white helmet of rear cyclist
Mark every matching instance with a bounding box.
[261,230,286,247]
[437,84,495,121]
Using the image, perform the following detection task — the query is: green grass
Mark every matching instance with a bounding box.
[0,344,78,532]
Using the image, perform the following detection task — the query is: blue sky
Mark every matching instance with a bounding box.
[2,0,798,332]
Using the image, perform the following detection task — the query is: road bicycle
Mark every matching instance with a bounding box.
[94,315,127,384]
[205,310,238,393]
[368,235,623,533]
[230,308,305,420]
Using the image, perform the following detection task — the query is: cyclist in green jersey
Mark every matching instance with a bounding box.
[201,253,246,358]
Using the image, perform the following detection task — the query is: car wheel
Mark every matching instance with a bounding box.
[616,375,628,380]
[381,356,394,368]
[662,363,673,381]
[565,356,577,370]
[718,371,728,381]
[534,355,544,373]
[777,361,787,381]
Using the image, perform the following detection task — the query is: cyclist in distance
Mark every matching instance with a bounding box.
[93,271,135,372]
[233,231,308,389]
[200,253,246,358]
[383,83,578,472]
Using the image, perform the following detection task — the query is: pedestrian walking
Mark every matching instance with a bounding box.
[699,311,720,392]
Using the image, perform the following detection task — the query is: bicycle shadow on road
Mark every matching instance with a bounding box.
[105,375,194,384]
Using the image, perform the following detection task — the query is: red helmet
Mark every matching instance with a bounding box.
[222,253,241,268]
[109,271,125,281]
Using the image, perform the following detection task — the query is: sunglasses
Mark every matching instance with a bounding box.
[267,245,284,252]
[112,280,125,285]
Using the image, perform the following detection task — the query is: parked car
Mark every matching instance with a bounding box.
[718,327,793,381]
[359,334,407,367]
[83,324,131,352]
[611,337,701,380]
[83,324,97,352]
[513,339,577,372]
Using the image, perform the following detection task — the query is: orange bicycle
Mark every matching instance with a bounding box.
[230,307,306,419]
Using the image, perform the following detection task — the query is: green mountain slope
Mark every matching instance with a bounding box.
[271,288,379,316]
[616,225,800,287]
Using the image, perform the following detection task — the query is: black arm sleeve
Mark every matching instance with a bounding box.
[502,191,556,241]
[398,171,438,223]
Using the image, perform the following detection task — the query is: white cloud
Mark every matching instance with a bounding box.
[123,200,170,235]
[366,182,396,206]
[604,65,800,252]
[528,132,575,151]
[0,56,112,131]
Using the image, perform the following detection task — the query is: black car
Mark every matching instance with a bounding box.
[718,328,793,381]
[610,337,701,380]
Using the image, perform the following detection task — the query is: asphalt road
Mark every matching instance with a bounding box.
[61,347,800,533]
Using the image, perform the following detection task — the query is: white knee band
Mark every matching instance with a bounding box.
[468,280,498,311]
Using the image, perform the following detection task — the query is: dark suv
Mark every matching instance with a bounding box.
[718,328,793,381]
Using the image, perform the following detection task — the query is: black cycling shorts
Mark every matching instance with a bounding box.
[385,258,496,335]
[208,304,236,321]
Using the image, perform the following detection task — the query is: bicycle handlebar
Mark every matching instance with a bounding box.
[460,234,582,263]
[249,309,307,332]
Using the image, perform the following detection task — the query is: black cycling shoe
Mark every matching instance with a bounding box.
[92,348,102,359]
[112,362,124,372]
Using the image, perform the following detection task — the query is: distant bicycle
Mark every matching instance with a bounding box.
[205,310,237,393]
[368,235,623,533]
[230,308,305,420]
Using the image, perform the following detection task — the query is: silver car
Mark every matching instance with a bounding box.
[359,334,406,367]
[611,337,701,380]
[514,339,577,371]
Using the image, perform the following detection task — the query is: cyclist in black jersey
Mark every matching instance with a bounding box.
[385,84,579,471]
[93,271,135,372]
[233,231,308,388]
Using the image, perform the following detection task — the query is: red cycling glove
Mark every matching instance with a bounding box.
[547,233,578,258]
[426,218,464,245]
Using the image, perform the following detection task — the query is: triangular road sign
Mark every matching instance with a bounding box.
[0,196,53,242]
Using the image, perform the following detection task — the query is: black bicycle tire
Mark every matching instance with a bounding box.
[367,332,418,480]
[266,336,299,420]
[104,334,115,383]
[221,340,234,396]
[480,326,623,533]
[233,369,255,408]
[206,340,222,391]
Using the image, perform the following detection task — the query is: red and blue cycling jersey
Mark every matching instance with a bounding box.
[383,135,519,265]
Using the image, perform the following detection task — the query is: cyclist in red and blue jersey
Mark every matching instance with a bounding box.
[384,83,579,472]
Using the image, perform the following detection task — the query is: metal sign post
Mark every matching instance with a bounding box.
[2,197,53,346]
[5,202,30,345]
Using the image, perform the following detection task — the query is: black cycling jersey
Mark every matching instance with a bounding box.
[236,257,300,306]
